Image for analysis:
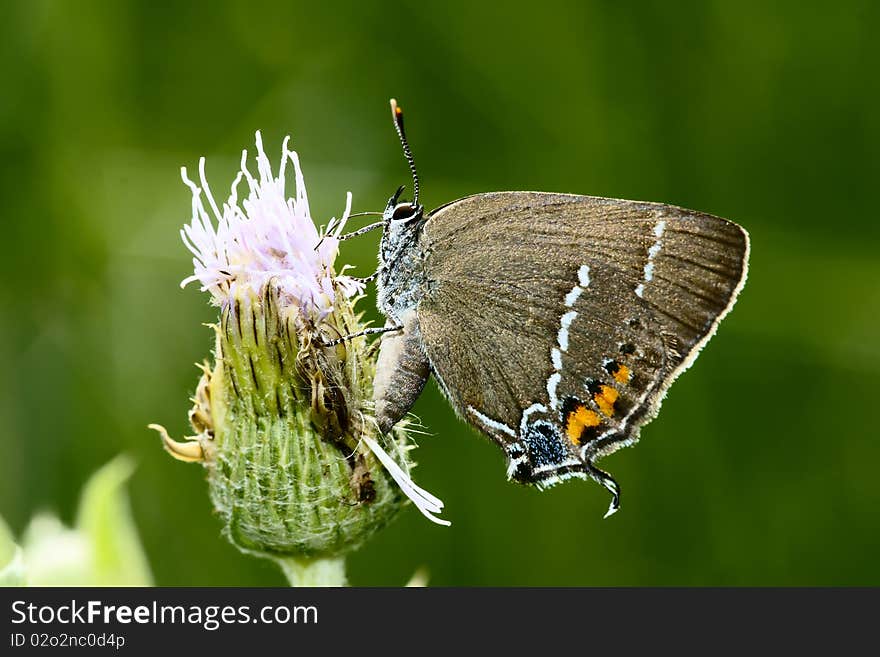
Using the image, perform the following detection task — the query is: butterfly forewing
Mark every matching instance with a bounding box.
[417,192,748,484]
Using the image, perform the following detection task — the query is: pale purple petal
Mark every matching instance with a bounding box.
[179,133,360,318]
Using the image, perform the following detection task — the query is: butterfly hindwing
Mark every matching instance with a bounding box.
[416,192,748,486]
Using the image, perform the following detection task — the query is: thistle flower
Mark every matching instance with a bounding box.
[178,133,360,318]
[152,132,447,585]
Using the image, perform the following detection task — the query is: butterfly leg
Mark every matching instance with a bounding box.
[350,270,380,285]
[373,309,430,434]
[321,325,402,347]
[336,221,385,241]
[315,220,385,250]
[585,460,621,519]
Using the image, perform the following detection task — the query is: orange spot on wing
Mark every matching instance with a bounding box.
[595,385,619,416]
[565,405,601,446]
[613,364,631,384]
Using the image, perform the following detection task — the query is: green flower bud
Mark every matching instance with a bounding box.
[205,285,409,558]
[152,132,446,584]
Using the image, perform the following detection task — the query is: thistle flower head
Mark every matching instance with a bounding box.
[179,131,362,318]
[153,132,447,578]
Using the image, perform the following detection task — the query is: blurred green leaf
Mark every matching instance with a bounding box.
[21,514,92,586]
[75,456,153,586]
[0,516,25,586]
[18,457,152,586]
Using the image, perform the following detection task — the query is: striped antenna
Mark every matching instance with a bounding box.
[389,98,420,206]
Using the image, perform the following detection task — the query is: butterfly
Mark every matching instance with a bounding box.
[327,99,749,518]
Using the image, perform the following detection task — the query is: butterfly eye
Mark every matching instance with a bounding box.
[391,203,416,221]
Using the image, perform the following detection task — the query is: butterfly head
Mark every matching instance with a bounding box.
[383,185,423,224]
[380,184,424,268]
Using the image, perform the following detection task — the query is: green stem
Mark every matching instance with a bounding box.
[275,555,347,587]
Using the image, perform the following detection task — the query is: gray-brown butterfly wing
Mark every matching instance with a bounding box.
[417,191,748,491]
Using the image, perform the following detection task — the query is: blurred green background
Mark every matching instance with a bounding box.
[2,0,878,586]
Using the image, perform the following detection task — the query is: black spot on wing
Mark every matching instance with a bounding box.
[603,359,621,375]
[521,421,569,468]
